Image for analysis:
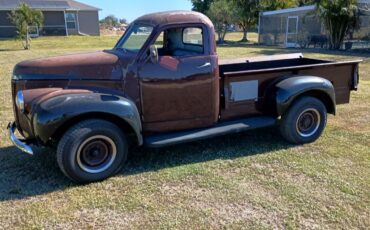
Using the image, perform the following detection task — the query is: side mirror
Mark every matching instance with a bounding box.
[148,45,158,64]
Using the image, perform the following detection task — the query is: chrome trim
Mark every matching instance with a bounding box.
[295,108,321,138]
[15,90,24,112]
[76,135,117,174]
[8,122,34,155]
[197,62,211,69]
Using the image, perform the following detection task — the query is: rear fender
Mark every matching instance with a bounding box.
[274,76,336,116]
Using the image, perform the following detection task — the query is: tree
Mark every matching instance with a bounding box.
[260,0,297,11]
[230,0,260,42]
[9,3,43,50]
[297,0,320,6]
[119,18,128,25]
[316,0,360,49]
[207,0,235,44]
[100,15,120,27]
[191,0,214,14]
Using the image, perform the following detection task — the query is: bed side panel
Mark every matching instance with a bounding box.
[220,63,356,121]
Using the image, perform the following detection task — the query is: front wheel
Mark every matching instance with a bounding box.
[280,96,327,144]
[57,119,128,183]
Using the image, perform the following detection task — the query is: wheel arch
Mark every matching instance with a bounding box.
[51,112,141,147]
[289,90,335,115]
[32,93,143,146]
[273,76,336,117]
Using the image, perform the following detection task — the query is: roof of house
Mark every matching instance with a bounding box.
[0,0,100,11]
[262,5,316,16]
[262,2,370,16]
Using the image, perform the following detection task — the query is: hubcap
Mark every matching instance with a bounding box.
[77,135,117,174]
[296,108,321,138]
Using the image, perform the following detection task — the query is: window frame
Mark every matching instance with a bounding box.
[66,12,77,29]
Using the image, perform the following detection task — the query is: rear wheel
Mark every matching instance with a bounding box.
[57,119,128,183]
[280,97,327,144]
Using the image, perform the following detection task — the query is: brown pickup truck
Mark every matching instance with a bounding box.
[8,11,361,183]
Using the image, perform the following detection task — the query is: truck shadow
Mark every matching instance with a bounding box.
[0,127,293,201]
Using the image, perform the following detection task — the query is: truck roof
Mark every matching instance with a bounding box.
[134,11,214,29]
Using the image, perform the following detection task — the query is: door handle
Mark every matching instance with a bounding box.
[197,62,211,69]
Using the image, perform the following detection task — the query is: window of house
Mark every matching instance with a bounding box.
[66,13,77,29]
[183,27,203,45]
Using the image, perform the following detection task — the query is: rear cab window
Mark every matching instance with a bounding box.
[183,27,203,46]
[149,26,206,58]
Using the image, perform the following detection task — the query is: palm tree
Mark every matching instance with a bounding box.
[316,0,360,49]
[10,3,44,50]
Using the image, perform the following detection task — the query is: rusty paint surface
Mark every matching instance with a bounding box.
[14,51,123,80]
[10,11,360,142]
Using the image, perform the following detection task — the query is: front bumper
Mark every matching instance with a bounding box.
[7,122,34,155]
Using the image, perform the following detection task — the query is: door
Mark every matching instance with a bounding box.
[138,26,219,133]
[286,16,299,48]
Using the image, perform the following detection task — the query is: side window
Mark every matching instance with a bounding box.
[154,32,164,49]
[183,27,203,46]
[151,26,205,57]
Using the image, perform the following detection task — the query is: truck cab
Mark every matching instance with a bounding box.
[118,12,219,133]
[8,11,361,183]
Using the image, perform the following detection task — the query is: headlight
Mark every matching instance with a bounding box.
[16,90,25,112]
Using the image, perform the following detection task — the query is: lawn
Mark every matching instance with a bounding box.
[0,33,369,229]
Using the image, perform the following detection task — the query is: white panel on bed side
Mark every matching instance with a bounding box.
[230,80,259,102]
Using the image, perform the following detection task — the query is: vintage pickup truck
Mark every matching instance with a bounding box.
[8,11,361,183]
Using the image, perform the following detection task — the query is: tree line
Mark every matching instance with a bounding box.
[99,15,128,28]
[8,1,360,51]
[191,0,360,50]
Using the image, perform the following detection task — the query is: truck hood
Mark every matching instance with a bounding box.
[13,50,127,80]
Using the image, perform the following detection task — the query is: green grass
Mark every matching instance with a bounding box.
[0,33,369,229]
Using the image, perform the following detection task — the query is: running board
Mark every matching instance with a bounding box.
[145,116,276,148]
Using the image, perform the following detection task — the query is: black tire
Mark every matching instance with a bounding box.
[57,119,128,183]
[280,96,327,144]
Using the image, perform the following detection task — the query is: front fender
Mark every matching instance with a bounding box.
[32,93,142,145]
[275,76,336,116]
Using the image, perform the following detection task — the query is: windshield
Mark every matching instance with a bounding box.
[116,24,153,53]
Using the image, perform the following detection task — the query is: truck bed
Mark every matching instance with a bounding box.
[218,53,361,121]
[220,53,331,74]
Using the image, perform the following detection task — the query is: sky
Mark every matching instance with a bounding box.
[77,0,193,22]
